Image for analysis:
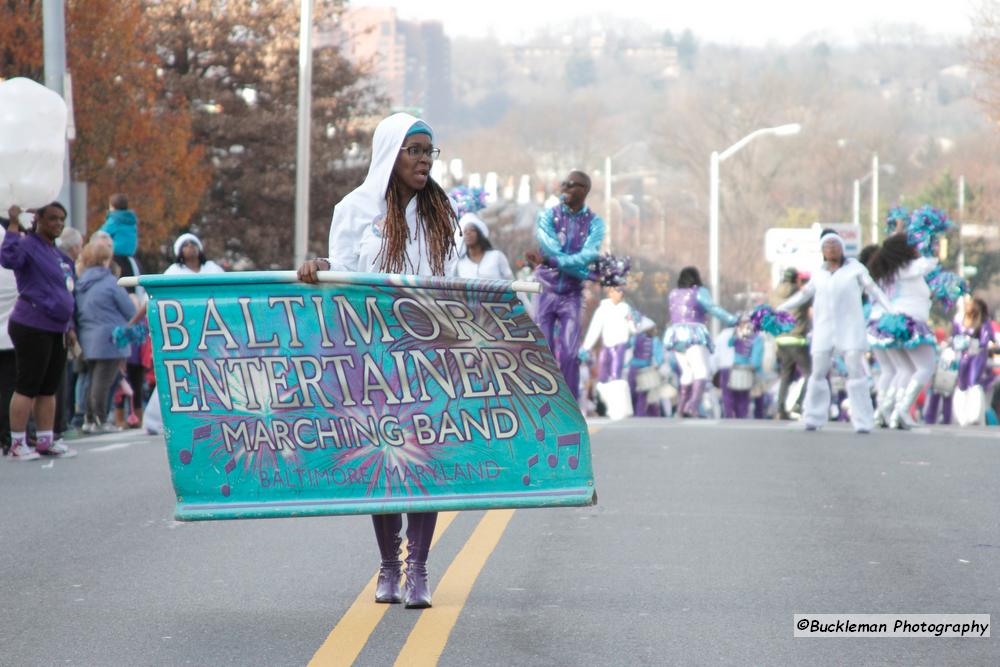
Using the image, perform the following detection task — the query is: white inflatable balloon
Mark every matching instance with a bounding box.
[0,77,68,212]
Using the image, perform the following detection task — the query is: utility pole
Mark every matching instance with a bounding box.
[294,0,314,268]
[43,0,73,227]
[957,174,965,276]
[870,153,879,245]
[604,156,612,252]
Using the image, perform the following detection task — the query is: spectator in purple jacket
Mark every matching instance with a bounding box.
[2,203,78,460]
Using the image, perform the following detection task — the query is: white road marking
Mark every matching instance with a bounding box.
[89,443,134,453]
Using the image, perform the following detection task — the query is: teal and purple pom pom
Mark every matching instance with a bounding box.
[926,267,967,310]
[112,323,149,348]
[448,186,488,217]
[875,313,914,342]
[885,206,911,236]
[750,304,795,335]
[906,205,952,258]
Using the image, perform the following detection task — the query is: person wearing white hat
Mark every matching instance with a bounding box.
[778,229,895,433]
[452,212,513,280]
[164,233,224,275]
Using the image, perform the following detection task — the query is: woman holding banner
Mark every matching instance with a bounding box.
[298,113,458,609]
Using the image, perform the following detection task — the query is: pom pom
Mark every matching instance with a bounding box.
[448,186,488,218]
[112,323,149,348]
[885,206,910,236]
[749,304,796,335]
[875,313,916,343]
[589,253,631,287]
[926,267,967,310]
[906,205,952,258]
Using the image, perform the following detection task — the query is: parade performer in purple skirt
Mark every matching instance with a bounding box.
[866,234,938,429]
[725,315,766,419]
[952,297,995,426]
[663,266,738,417]
[527,172,605,400]
[869,206,966,427]
[628,313,664,417]
[924,333,957,425]
[298,112,457,609]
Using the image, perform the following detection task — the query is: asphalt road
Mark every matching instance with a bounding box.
[2,420,998,666]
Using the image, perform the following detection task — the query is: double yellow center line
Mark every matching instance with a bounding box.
[308,509,514,666]
[310,426,598,665]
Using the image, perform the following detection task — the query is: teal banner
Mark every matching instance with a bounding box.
[136,271,595,521]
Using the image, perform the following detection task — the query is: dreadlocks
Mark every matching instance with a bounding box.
[376,173,457,275]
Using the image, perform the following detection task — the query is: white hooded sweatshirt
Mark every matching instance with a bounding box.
[325,113,457,276]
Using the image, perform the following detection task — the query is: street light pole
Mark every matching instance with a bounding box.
[604,155,612,252]
[870,153,879,245]
[708,123,801,336]
[957,174,965,276]
[853,179,860,226]
[709,149,720,323]
[43,0,72,226]
[293,0,314,269]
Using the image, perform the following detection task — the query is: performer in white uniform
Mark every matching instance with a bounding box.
[579,286,636,383]
[298,112,457,610]
[866,234,938,429]
[779,230,894,432]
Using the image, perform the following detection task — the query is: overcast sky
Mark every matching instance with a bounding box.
[353,0,977,45]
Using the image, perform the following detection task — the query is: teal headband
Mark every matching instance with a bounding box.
[405,121,433,140]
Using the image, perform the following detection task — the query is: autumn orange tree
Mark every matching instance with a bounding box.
[145,0,382,269]
[0,0,209,268]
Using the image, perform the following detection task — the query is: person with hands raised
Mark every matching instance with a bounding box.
[1,203,78,459]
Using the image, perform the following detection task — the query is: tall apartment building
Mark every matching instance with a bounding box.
[318,7,453,124]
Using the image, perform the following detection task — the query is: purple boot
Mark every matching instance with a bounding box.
[404,512,438,609]
[686,379,707,417]
[677,384,691,418]
[372,514,403,603]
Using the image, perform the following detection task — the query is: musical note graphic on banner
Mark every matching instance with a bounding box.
[547,433,581,470]
[534,401,552,441]
[180,424,213,465]
[522,453,540,486]
[221,458,236,497]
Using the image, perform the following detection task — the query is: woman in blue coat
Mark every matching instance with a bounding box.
[75,240,136,431]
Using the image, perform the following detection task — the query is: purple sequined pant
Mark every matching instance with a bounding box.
[598,343,629,383]
[628,366,662,417]
[536,290,583,399]
[924,392,953,424]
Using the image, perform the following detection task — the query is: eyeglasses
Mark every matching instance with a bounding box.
[561,180,586,189]
[400,145,441,159]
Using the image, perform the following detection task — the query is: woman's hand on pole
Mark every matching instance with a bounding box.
[297,258,329,284]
